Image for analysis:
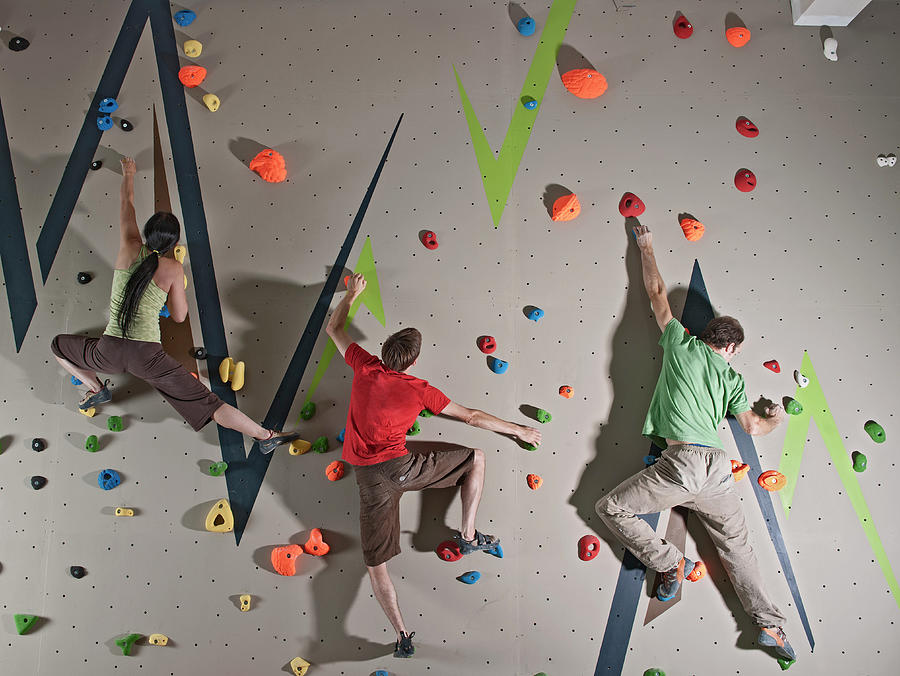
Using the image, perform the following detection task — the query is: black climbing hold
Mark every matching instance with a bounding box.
[8,36,29,52]
[70,565,86,579]
[31,475,47,490]
[119,119,134,132]
[90,160,102,171]
[192,347,207,360]
[31,438,46,452]
[77,271,92,284]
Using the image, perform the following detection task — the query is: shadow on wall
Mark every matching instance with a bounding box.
[568,218,687,550]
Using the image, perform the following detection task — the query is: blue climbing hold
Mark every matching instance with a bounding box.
[173,9,196,26]
[485,543,503,559]
[458,571,481,584]
[159,304,170,318]
[97,469,121,491]
[488,357,509,374]
[517,17,536,36]
[526,307,544,321]
[374,671,388,676]
[523,97,538,110]
[97,115,113,131]
[337,428,345,443]
[643,455,658,467]
[71,375,82,386]
[98,97,118,113]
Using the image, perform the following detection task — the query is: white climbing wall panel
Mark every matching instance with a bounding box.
[1,1,898,675]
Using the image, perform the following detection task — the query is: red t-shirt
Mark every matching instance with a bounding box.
[341,343,450,466]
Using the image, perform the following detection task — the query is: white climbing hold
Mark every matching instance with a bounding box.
[823,37,838,61]
[793,370,809,388]
[887,153,897,167]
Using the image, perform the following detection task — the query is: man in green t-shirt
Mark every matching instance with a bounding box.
[595,224,796,663]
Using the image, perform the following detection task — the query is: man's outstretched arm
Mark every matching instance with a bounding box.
[442,401,542,446]
[736,403,786,436]
[633,224,673,331]
[325,273,366,357]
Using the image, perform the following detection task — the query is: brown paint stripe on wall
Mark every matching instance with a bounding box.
[643,506,690,625]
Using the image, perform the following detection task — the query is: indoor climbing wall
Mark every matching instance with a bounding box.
[1,0,898,674]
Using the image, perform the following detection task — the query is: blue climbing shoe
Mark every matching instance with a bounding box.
[393,630,415,658]
[453,530,500,555]
[758,626,796,662]
[656,557,699,602]
[258,430,302,455]
[78,379,111,410]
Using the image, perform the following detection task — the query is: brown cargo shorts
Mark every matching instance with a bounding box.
[51,333,224,431]
[355,446,476,567]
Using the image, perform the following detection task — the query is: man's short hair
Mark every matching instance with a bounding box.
[699,316,744,349]
[382,328,422,372]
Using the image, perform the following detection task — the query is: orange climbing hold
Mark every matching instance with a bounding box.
[271,544,303,576]
[249,149,287,183]
[526,473,543,490]
[561,68,608,99]
[325,460,345,481]
[304,528,330,556]
[178,65,207,88]
[559,385,574,398]
[551,193,581,221]
[686,560,707,582]
[731,459,750,482]
[680,217,705,242]
[758,470,787,491]
[725,26,751,48]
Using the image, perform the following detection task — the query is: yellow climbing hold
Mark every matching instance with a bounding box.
[219,357,245,391]
[115,507,134,517]
[289,438,312,455]
[80,406,96,418]
[173,245,186,263]
[183,39,202,58]
[202,93,220,112]
[240,594,251,612]
[205,499,234,533]
[149,633,168,646]
[290,656,311,676]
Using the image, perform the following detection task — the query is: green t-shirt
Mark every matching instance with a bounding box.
[642,318,750,449]
[103,247,168,342]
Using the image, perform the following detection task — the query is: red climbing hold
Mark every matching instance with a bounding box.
[618,192,645,217]
[578,534,601,561]
[178,65,207,88]
[734,169,756,192]
[526,473,543,490]
[271,544,304,576]
[673,15,693,39]
[736,116,759,138]
[763,360,780,373]
[436,540,462,562]
[551,193,581,222]
[679,217,705,242]
[304,528,330,556]
[325,460,345,481]
[477,336,497,354]
[249,149,287,183]
[561,69,608,99]
[559,385,574,399]
[421,230,438,249]
[731,459,750,481]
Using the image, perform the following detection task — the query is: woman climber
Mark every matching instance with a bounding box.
[50,157,298,453]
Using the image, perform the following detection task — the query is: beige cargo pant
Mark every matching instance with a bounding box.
[595,443,786,627]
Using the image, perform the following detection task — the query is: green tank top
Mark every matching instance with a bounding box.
[103,247,168,342]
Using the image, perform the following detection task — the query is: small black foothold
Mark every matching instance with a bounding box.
[8,36,29,52]
[31,438,46,452]
[90,160,102,171]
[77,271,92,285]
[70,565,86,579]
[120,119,134,132]
[192,347,207,360]
[31,475,47,490]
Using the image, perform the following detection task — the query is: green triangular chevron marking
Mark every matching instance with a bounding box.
[302,236,386,409]
[454,0,578,227]
[779,351,899,607]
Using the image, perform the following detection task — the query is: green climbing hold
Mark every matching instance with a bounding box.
[14,614,37,635]
[643,670,666,676]
[115,633,142,656]
[300,401,316,421]
[864,420,885,443]
[209,461,228,476]
[536,408,552,424]
[852,451,867,473]
[777,657,795,670]
[85,435,99,452]
[107,415,124,431]
[311,435,328,453]
[523,442,538,451]
[419,409,434,418]
[407,420,421,436]
[784,398,803,416]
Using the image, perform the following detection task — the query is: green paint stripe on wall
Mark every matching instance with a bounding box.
[453,0,578,227]
[779,351,899,607]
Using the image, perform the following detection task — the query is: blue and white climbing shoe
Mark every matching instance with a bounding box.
[656,557,698,602]
[758,626,796,661]
[453,530,500,555]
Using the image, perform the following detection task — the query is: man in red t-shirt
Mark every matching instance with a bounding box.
[326,274,541,659]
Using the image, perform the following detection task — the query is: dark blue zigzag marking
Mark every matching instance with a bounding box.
[226,114,404,544]
[0,96,38,351]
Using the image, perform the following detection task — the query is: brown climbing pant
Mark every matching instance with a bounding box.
[595,443,786,628]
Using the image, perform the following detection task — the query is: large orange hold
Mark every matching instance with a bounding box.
[680,217,705,241]
[304,528,330,556]
[526,473,543,490]
[725,26,751,48]
[325,460,345,481]
[561,68,608,99]
[249,149,287,183]
[178,65,207,88]
[271,544,303,576]
[758,470,787,491]
[551,193,581,221]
